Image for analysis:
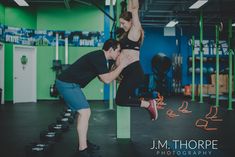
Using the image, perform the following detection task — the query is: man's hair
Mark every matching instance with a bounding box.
[102,39,120,51]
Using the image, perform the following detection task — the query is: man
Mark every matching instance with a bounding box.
[56,39,132,157]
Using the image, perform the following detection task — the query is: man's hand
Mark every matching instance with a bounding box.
[117,53,134,68]
[98,54,134,84]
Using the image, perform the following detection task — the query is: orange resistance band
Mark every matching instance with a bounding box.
[195,106,222,131]
[155,93,166,109]
[205,106,223,121]
[195,119,217,131]
[166,109,179,118]
[178,101,192,113]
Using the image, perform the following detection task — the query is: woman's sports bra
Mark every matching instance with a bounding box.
[119,32,141,51]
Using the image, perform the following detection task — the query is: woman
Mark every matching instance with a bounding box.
[115,0,158,120]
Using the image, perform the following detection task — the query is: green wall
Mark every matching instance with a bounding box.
[0,3,5,24]
[3,3,105,101]
[4,7,36,101]
[37,5,103,31]
[37,46,104,100]
[67,47,104,100]
[4,7,36,29]
[4,43,13,101]
[36,4,104,100]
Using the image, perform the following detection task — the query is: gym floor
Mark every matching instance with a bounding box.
[0,97,234,157]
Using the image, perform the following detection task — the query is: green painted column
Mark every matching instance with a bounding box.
[234,34,235,92]
[109,83,114,109]
[228,19,233,110]
[215,25,220,107]
[191,36,195,101]
[199,12,204,103]
[117,106,131,139]
[109,0,115,110]
[233,23,235,94]
[116,0,131,139]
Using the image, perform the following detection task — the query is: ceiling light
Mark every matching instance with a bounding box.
[189,0,208,9]
[14,0,29,6]
[105,0,116,6]
[232,23,235,27]
[166,20,179,27]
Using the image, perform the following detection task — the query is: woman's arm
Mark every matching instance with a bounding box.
[127,0,142,41]
[128,0,141,29]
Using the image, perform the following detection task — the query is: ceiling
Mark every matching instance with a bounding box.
[139,0,235,27]
[0,0,100,7]
[1,0,235,28]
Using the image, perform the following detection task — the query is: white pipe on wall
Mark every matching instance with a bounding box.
[65,37,68,64]
[56,33,59,60]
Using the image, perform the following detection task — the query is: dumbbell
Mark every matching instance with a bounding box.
[203,67,207,74]
[188,57,193,62]
[56,115,74,124]
[48,123,69,132]
[195,68,200,74]
[64,108,77,116]
[40,130,62,142]
[203,57,207,62]
[64,108,72,113]
[188,67,193,73]
[195,56,200,61]
[207,67,214,74]
[25,142,54,157]
[61,111,76,119]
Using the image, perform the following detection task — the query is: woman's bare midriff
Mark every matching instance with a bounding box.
[121,49,140,64]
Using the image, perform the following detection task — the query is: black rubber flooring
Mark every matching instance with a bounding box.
[0,96,234,157]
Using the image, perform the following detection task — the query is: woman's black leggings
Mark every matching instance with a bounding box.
[115,61,145,107]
